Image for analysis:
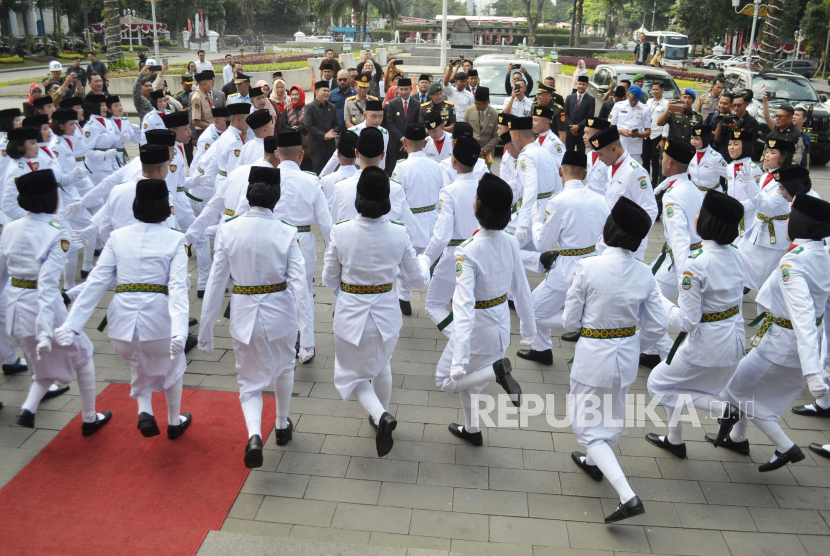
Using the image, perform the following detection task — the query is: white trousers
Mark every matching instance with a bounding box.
[176,212,213,291]
[529,279,567,352]
[334,314,398,401]
[722,347,806,421]
[569,376,628,448]
[233,322,297,403]
[111,331,187,398]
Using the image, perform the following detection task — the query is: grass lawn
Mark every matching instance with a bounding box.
[0,58,51,70]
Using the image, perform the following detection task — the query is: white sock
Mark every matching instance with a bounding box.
[730,417,748,442]
[275,369,294,429]
[240,393,263,438]
[752,418,795,455]
[165,378,183,426]
[353,380,385,423]
[452,365,496,392]
[64,252,78,290]
[21,378,52,413]
[459,388,480,434]
[585,453,596,466]
[587,443,636,504]
[372,365,392,411]
[816,391,830,410]
[75,361,97,423]
[665,405,684,445]
[136,391,153,415]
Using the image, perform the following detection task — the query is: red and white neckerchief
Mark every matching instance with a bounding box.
[96,117,106,127]
[434,136,445,154]
[238,128,245,145]
[158,112,165,118]
[40,146,53,159]
[538,133,547,145]
[695,151,705,164]
[611,156,626,177]
[733,162,743,178]
[113,118,122,131]
[64,137,73,151]
[762,172,775,188]
[26,160,36,171]
[591,151,599,166]
[178,144,185,159]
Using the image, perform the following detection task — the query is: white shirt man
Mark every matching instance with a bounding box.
[610,89,651,162]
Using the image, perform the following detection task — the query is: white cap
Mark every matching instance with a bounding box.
[146,59,157,67]
[49,60,62,72]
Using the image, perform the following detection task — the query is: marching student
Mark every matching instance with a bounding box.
[322,167,430,457]
[434,173,534,445]
[190,106,230,193]
[423,110,453,163]
[718,195,830,470]
[423,136,482,337]
[238,109,274,166]
[390,123,444,316]
[0,108,22,180]
[321,99,389,174]
[517,151,609,365]
[438,122,489,183]
[319,130,359,210]
[590,126,658,260]
[646,191,748,457]
[565,197,667,523]
[200,103,251,195]
[199,168,314,467]
[583,117,610,196]
[737,138,795,292]
[532,105,566,165]
[2,170,110,435]
[499,131,522,236]
[688,124,727,192]
[81,94,120,185]
[105,95,139,170]
[57,179,193,440]
[224,136,280,218]
[726,129,763,239]
[139,89,170,145]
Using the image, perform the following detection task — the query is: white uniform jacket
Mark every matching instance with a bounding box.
[94,180,178,241]
[423,173,480,284]
[586,151,608,196]
[238,136,264,167]
[452,230,535,368]
[391,151,445,249]
[82,116,116,179]
[320,165,357,210]
[167,143,195,222]
[224,160,275,220]
[563,247,667,389]
[191,123,221,174]
[330,169,412,229]
[439,156,488,184]
[423,131,453,162]
[661,176,704,279]
[536,130,566,166]
[323,216,429,346]
[138,110,169,145]
[2,155,78,222]
[515,143,561,238]
[688,146,727,191]
[605,152,658,222]
[726,157,763,237]
[211,125,247,193]
[321,123,390,175]
[106,116,138,169]
[741,170,789,248]
[199,208,314,347]
[611,101,651,156]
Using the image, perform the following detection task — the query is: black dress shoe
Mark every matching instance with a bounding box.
[792,403,830,417]
[168,412,192,440]
[561,331,580,342]
[197,290,205,299]
[645,432,687,458]
[808,443,830,459]
[15,409,35,428]
[94,248,101,257]
[493,358,521,407]
[759,444,805,472]
[704,432,750,455]
[508,299,515,311]
[571,451,603,481]
[189,318,198,327]
[368,415,378,430]
[0,401,4,409]
[244,434,264,468]
[80,269,90,279]
[138,412,160,437]
[61,291,72,307]
[42,384,70,400]
[184,334,198,354]
[82,410,112,436]
[448,423,483,446]
[275,417,293,446]
[713,404,743,447]
[399,299,412,316]
[2,357,27,375]
[516,348,553,365]
[376,412,397,457]
[605,495,645,523]
[638,353,662,369]
[743,287,751,295]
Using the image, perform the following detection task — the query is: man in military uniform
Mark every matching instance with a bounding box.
[657,87,701,142]
[694,77,724,120]
[419,82,456,134]
[344,74,377,127]
[227,72,252,104]
[174,73,195,164]
[532,80,567,143]
[760,97,805,168]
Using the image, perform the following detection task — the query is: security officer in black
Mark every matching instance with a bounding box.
[760,99,805,167]
[657,87,701,142]
[532,80,567,143]
[419,82,456,133]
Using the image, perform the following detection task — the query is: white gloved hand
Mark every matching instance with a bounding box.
[120,132,132,144]
[36,336,52,360]
[72,167,88,180]
[199,340,214,355]
[298,346,315,363]
[63,200,86,219]
[55,326,76,346]
[516,227,529,246]
[170,334,186,359]
[72,225,97,245]
[103,149,118,160]
[807,374,829,399]
[520,333,534,345]
[450,365,466,381]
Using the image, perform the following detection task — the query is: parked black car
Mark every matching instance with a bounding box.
[723,68,830,166]
[587,64,682,115]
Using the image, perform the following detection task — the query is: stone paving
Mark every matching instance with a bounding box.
[2,163,830,556]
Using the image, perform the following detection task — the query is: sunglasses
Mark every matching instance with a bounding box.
[337,78,349,81]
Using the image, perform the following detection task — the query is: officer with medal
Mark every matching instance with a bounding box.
[191,70,218,137]
[419,82,456,133]
[344,74,377,127]
[532,80,567,143]
[657,87,701,142]
[227,72,253,105]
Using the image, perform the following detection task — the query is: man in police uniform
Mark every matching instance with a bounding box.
[532,80,567,143]
[419,82,456,133]
[227,72,252,104]
[344,74,377,127]
[657,87,701,142]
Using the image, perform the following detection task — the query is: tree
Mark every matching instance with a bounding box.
[241,0,261,36]
[801,0,830,59]
[409,0,467,19]
[372,0,413,34]
[158,0,196,44]
[518,0,546,45]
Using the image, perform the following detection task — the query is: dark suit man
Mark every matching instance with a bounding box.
[564,75,595,153]
[463,87,499,167]
[302,80,340,175]
[385,77,420,176]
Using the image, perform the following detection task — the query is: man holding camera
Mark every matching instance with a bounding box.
[504,63,534,96]
[502,79,533,118]
[707,93,734,159]
[712,93,757,157]
[657,88,701,142]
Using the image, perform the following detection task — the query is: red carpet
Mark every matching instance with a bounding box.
[0,383,276,556]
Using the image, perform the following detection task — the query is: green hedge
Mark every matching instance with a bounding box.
[0,56,24,63]
[373,30,393,41]
[121,45,149,52]
[159,39,177,47]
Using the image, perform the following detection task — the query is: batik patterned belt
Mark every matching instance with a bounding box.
[233,282,287,295]
[340,282,394,294]
[750,311,824,347]
[11,278,37,289]
[580,326,636,339]
[739,217,745,235]
[116,148,126,153]
[447,239,465,247]
[115,283,169,295]
[666,305,742,363]
[224,208,235,217]
[411,204,436,214]
[560,245,596,257]
[218,170,228,177]
[537,191,553,200]
[474,294,508,310]
[296,225,312,233]
[75,156,84,162]
[176,187,186,192]
[696,184,717,192]
[756,212,789,244]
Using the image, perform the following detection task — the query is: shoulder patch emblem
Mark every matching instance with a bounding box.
[781,265,791,282]
[791,246,804,254]
[460,237,474,247]
[85,131,91,137]
[60,239,69,252]
[520,161,526,171]
[204,143,210,150]
[681,271,694,290]
[665,203,674,218]
[233,149,241,157]
[629,161,639,169]
[48,221,64,230]
[456,257,464,277]
[390,219,404,226]
[689,249,703,259]
[143,123,147,129]
[169,164,177,173]
[639,178,648,189]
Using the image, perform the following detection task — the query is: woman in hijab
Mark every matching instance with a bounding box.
[23,84,42,117]
[572,60,589,93]
[269,79,289,115]
[280,85,305,131]
[256,79,279,128]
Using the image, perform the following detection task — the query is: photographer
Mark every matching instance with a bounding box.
[657,88,701,141]
[761,96,804,167]
[724,93,758,143]
[708,93,734,159]
[504,63,534,97]
[502,79,532,117]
